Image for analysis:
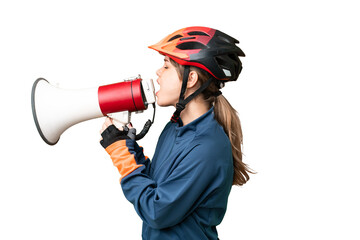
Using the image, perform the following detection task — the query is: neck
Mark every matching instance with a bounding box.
[179,97,211,126]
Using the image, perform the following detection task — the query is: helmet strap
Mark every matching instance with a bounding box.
[171,66,214,123]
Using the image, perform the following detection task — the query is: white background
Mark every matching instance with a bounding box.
[1,0,359,239]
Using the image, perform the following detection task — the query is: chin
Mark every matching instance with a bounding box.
[156,98,165,107]
[156,98,174,107]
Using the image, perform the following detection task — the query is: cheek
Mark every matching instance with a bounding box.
[158,77,181,106]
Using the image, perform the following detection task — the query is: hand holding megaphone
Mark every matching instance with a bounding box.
[31,75,156,145]
[99,117,137,148]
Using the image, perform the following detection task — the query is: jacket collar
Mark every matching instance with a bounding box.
[175,107,215,138]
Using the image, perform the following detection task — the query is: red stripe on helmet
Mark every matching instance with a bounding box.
[167,54,225,80]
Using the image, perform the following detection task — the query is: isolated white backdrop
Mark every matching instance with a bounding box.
[1,0,359,239]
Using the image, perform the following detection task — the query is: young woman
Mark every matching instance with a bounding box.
[100,26,252,240]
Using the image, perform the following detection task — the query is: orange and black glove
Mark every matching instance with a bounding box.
[100,125,136,149]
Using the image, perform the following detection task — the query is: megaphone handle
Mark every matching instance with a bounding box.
[107,111,131,129]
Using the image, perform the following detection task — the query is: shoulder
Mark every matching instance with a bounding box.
[189,122,232,168]
[195,120,231,155]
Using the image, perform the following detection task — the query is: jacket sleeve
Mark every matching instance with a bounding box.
[119,143,229,230]
[105,139,151,180]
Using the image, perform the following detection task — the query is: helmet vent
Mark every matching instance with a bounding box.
[188,31,210,37]
[180,37,196,41]
[217,35,233,44]
[215,56,228,66]
[177,42,208,50]
[168,34,183,42]
[229,53,239,61]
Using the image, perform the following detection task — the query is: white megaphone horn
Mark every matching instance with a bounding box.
[31,75,156,145]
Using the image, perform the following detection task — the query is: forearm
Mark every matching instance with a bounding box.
[105,139,151,180]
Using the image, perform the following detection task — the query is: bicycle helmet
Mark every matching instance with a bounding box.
[149,26,245,122]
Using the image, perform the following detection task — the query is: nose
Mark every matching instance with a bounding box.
[156,67,163,84]
[156,67,162,77]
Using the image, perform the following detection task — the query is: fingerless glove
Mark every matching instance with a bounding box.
[100,125,130,149]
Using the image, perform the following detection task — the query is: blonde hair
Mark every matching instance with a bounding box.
[170,59,254,186]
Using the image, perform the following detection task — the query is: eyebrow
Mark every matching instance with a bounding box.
[164,59,169,62]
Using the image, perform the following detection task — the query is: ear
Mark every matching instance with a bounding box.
[187,70,199,89]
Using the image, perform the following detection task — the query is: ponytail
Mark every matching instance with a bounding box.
[170,58,254,186]
[213,95,253,186]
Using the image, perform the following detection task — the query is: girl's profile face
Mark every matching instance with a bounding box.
[156,56,182,107]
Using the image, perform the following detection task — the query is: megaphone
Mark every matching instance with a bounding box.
[31,75,156,145]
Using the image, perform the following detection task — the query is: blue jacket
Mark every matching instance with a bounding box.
[106,108,233,239]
